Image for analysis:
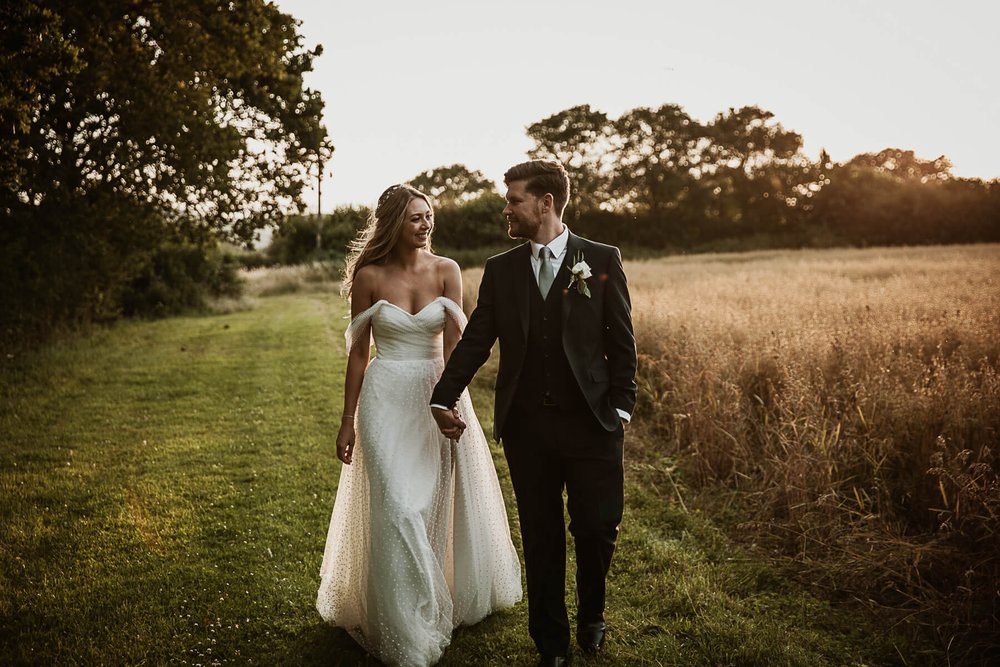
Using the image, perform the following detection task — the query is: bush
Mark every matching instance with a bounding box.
[221,244,277,270]
[120,243,242,318]
[0,195,166,345]
[432,192,515,249]
[266,207,369,265]
[433,244,517,269]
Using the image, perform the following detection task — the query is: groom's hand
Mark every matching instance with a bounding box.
[431,406,466,439]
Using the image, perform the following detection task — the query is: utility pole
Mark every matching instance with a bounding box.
[315,152,324,251]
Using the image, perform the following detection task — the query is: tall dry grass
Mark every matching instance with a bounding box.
[240,262,342,298]
[625,244,1000,659]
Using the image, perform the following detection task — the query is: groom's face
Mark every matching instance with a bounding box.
[503,180,543,240]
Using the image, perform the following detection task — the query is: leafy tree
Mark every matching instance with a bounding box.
[0,1,81,194]
[846,148,952,182]
[810,158,998,247]
[706,106,807,231]
[408,164,496,208]
[1,0,329,340]
[512,103,997,253]
[526,104,615,218]
[811,149,967,246]
[611,104,705,216]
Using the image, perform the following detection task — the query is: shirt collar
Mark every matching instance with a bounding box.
[531,225,570,259]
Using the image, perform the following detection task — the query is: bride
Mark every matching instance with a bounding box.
[316,184,522,666]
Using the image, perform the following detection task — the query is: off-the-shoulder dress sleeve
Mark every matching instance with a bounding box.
[438,296,467,331]
[344,297,464,354]
[344,301,383,354]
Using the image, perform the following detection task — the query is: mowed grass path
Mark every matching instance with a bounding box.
[2,288,912,665]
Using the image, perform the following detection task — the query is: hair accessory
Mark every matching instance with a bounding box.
[377,184,403,209]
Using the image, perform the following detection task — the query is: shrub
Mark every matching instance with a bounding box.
[120,243,242,317]
[267,206,369,265]
[432,192,515,249]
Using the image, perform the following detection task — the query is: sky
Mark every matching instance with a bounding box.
[274,0,1000,210]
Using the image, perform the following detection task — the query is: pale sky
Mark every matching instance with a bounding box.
[275,0,1000,210]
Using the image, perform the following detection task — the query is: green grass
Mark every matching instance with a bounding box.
[1,291,920,665]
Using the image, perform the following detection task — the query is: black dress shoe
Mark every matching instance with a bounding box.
[576,623,606,654]
[536,655,569,667]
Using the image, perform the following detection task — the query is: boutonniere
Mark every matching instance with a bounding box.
[567,250,592,298]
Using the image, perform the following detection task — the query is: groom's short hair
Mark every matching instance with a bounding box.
[504,160,570,216]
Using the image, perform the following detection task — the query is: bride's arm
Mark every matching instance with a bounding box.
[440,258,464,364]
[337,268,376,464]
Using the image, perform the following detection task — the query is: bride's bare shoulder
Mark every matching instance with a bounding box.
[431,254,461,275]
[351,264,381,310]
[355,262,387,288]
[355,262,382,279]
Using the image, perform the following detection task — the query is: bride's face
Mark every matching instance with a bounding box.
[398,197,434,249]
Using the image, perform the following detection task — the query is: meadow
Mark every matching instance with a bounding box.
[620,244,1000,661]
[1,244,997,665]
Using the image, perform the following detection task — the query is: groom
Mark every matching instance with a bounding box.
[431,160,637,666]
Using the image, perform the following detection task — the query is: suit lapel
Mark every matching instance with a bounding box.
[560,232,582,324]
[513,242,531,339]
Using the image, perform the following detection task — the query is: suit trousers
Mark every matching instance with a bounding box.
[501,403,625,656]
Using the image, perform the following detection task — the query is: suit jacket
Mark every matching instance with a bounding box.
[432,231,637,440]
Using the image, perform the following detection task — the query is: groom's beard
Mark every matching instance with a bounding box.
[507,215,540,240]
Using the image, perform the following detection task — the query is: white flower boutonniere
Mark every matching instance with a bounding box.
[567,250,592,298]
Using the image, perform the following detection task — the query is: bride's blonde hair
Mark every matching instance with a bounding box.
[342,184,434,296]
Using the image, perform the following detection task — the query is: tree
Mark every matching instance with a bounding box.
[408,164,495,208]
[706,106,807,231]
[0,2,81,195]
[1,0,329,340]
[846,148,952,182]
[809,151,996,247]
[611,104,705,217]
[526,105,615,218]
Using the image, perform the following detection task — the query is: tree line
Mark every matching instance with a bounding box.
[268,105,999,267]
[524,104,998,250]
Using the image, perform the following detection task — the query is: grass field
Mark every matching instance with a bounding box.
[3,244,996,665]
[621,244,1000,663]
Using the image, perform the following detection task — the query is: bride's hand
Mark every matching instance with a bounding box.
[336,421,356,464]
[431,406,466,439]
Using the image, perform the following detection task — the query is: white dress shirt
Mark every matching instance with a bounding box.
[530,226,570,284]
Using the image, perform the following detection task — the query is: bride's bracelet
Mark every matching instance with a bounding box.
[342,415,355,421]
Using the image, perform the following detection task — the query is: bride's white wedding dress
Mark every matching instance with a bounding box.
[316,296,522,667]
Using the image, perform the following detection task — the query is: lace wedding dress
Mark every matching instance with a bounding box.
[316,296,522,667]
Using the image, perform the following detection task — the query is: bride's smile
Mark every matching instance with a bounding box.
[402,197,434,248]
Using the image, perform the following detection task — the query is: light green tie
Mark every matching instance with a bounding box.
[538,246,554,298]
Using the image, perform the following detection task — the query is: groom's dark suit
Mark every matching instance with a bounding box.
[431,230,637,656]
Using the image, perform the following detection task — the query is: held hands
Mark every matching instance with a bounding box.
[431,406,467,440]
[336,417,356,464]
